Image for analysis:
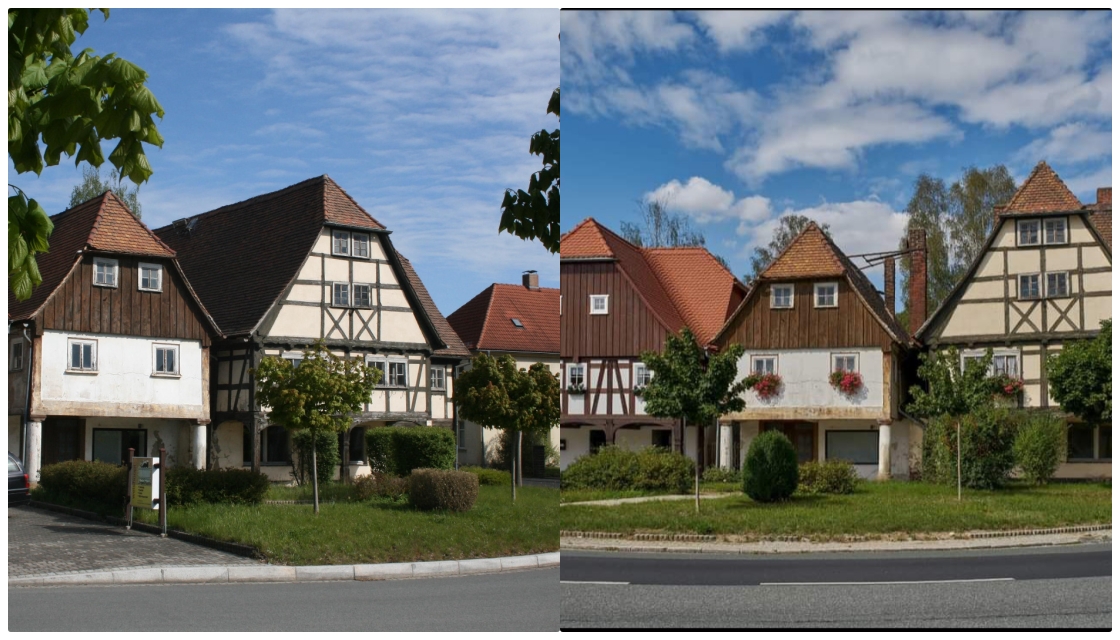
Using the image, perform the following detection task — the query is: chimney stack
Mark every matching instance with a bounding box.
[522,270,539,291]
[1097,187,1112,209]
[883,256,895,318]
[907,227,927,337]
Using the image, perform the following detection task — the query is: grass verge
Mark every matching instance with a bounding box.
[560,481,1111,539]
[560,481,740,504]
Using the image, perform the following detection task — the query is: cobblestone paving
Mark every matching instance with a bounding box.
[8,506,260,577]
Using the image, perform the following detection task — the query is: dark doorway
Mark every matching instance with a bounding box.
[761,421,816,464]
[651,429,672,449]
[92,428,146,465]
[589,430,606,454]
[731,422,742,471]
[42,417,84,467]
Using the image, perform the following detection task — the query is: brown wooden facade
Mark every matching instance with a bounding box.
[560,261,672,360]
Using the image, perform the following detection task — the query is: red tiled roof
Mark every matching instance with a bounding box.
[1089,212,1111,249]
[447,283,560,354]
[1001,161,1083,214]
[10,192,176,321]
[761,222,846,279]
[559,218,613,259]
[396,254,471,359]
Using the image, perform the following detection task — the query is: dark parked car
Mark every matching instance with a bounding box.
[9,453,29,505]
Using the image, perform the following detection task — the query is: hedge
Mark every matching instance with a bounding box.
[797,460,860,495]
[460,466,512,486]
[36,460,127,514]
[290,429,340,487]
[366,427,456,477]
[561,446,693,493]
[408,468,479,511]
[354,472,409,501]
[166,467,270,506]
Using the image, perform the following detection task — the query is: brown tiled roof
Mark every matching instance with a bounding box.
[396,254,471,359]
[447,283,560,354]
[1089,212,1111,249]
[761,222,846,279]
[1001,161,1082,214]
[10,192,176,321]
[559,218,613,259]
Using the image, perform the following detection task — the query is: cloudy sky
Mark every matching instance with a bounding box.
[562,10,1112,290]
[10,8,559,315]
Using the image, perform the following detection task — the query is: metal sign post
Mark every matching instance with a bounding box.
[129,451,166,536]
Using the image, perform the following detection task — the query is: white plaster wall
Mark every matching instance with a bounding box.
[941,302,1005,336]
[560,427,589,470]
[323,257,350,282]
[298,257,321,281]
[40,331,203,408]
[352,261,379,283]
[736,349,884,410]
[380,311,427,343]
[268,305,321,338]
[83,417,190,468]
[380,288,409,307]
[379,263,399,286]
[212,420,244,470]
[286,284,321,303]
[1045,246,1080,272]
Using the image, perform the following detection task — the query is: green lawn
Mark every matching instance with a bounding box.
[561,482,740,504]
[560,481,1111,539]
[131,485,558,565]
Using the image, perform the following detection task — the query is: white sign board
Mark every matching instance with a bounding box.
[132,457,159,510]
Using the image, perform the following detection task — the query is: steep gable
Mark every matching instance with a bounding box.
[1000,161,1082,214]
[447,283,560,354]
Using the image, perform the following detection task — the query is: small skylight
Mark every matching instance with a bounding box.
[511,318,524,328]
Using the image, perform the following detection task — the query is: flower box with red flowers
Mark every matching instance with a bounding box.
[744,372,782,400]
[829,370,863,396]
[990,374,1024,398]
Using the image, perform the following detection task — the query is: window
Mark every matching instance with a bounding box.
[814,283,838,308]
[826,431,879,465]
[1018,274,1041,300]
[430,366,445,391]
[388,360,408,387]
[93,258,118,287]
[138,262,162,292]
[511,318,523,328]
[153,344,179,376]
[590,430,606,455]
[339,427,366,463]
[352,283,372,308]
[751,355,777,375]
[1044,218,1067,245]
[771,284,794,309]
[1018,220,1040,246]
[961,352,985,372]
[568,363,585,389]
[92,429,146,466]
[590,294,609,315]
[1100,426,1111,460]
[991,353,1019,377]
[332,230,350,256]
[652,430,672,449]
[366,357,387,386]
[9,340,23,371]
[351,233,370,259]
[634,362,652,387]
[67,339,97,372]
[261,425,291,464]
[283,352,303,368]
[332,282,350,307]
[1046,272,1069,298]
[1068,424,1110,461]
[832,353,858,373]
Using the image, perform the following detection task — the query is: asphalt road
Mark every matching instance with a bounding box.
[561,544,1112,628]
[9,568,559,632]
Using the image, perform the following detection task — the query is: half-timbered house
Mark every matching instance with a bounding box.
[447,271,560,470]
[712,223,925,479]
[916,161,1112,479]
[559,218,748,470]
[8,192,221,484]
[154,176,470,482]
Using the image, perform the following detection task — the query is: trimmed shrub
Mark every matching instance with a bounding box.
[36,460,127,514]
[742,430,798,502]
[166,467,269,506]
[290,429,340,488]
[460,466,511,486]
[1013,412,1067,485]
[923,408,1018,489]
[701,466,740,484]
[560,446,693,493]
[798,460,860,495]
[353,472,409,501]
[366,427,456,477]
[408,468,479,512]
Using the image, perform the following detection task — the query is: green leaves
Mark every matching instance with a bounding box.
[8,191,53,301]
[907,347,996,418]
[1048,320,1111,425]
[455,353,559,439]
[499,87,560,254]
[641,328,747,427]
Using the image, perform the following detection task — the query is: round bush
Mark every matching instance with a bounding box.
[1013,412,1067,485]
[354,472,409,501]
[742,430,798,502]
[408,468,479,512]
[560,446,693,493]
[797,460,859,495]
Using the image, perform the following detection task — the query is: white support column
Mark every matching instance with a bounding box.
[719,423,734,469]
[878,422,892,481]
[192,423,206,470]
[26,420,42,485]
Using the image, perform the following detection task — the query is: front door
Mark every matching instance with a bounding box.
[41,418,84,467]
[761,421,816,464]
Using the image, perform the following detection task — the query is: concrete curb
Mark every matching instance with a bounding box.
[10,553,561,588]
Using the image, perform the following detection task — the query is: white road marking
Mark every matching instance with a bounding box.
[760,577,1015,586]
[560,580,630,586]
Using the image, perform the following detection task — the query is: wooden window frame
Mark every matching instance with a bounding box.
[634,362,652,387]
[352,283,372,308]
[589,294,609,315]
[351,232,371,259]
[1043,217,1068,245]
[430,366,446,391]
[152,343,180,377]
[960,348,1019,377]
[831,352,858,373]
[387,359,409,388]
[1018,273,1041,300]
[814,282,838,309]
[332,282,350,307]
[282,351,303,369]
[9,339,24,372]
[568,363,585,388]
[770,284,794,309]
[1016,219,1041,247]
[750,354,777,375]
[67,338,98,373]
[332,229,350,256]
[366,356,389,388]
[93,257,119,288]
[138,262,163,292]
[1045,271,1070,299]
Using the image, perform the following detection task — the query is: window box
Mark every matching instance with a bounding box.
[93,258,118,288]
[745,372,782,400]
[138,262,163,292]
[829,370,863,396]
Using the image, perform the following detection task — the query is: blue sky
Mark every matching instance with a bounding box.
[562,10,1112,289]
[10,8,559,316]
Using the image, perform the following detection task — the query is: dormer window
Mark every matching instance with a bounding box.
[332,230,350,256]
[511,318,524,328]
[590,295,609,315]
[351,233,370,259]
[93,258,118,288]
[814,282,838,308]
[770,284,793,309]
[138,262,162,292]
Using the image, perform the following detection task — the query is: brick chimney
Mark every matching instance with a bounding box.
[907,228,927,336]
[883,256,895,318]
[1097,187,1112,209]
[522,270,539,291]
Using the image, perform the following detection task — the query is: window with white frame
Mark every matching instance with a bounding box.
[634,362,652,387]
[751,355,777,374]
[153,344,179,376]
[1046,272,1069,298]
[93,258,118,287]
[961,352,985,372]
[67,339,97,372]
[814,282,838,308]
[332,230,350,256]
[332,282,350,307]
[992,352,1019,377]
[9,340,24,371]
[352,283,372,308]
[366,357,387,386]
[138,262,162,292]
[832,353,858,373]
[1018,274,1041,300]
[590,294,609,315]
[388,360,408,387]
[430,366,445,391]
[351,233,370,259]
[1044,218,1068,245]
[283,351,303,368]
[771,284,793,309]
[1017,220,1040,246]
[568,363,585,389]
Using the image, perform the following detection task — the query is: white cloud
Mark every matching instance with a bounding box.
[646,176,772,234]
[1063,165,1113,203]
[739,199,910,261]
[1016,123,1112,165]
[690,10,790,52]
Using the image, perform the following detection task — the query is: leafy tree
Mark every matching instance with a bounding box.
[898,175,954,329]
[906,347,996,419]
[500,87,559,253]
[641,328,747,512]
[744,214,831,283]
[620,198,706,248]
[455,354,560,502]
[255,342,380,514]
[9,8,165,300]
[70,165,142,218]
[1048,319,1111,426]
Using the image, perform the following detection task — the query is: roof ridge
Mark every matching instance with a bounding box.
[152,175,330,233]
[84,191,112,247]
[491,282,560,291]
[322,175,386,229]
[474,284,499,352]
[758,221,830,279]
[101,190,178,257]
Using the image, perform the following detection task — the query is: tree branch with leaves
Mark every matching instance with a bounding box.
[500,87,559,254]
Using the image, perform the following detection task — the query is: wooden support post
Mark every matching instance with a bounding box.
[159,447,167,537]
[126,448,134,530]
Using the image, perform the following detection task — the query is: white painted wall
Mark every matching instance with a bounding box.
[734,419,916,479]
[735,348,884,410]
[81,416,191,468]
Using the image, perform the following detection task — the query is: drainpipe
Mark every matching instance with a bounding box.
[22,323,34,465]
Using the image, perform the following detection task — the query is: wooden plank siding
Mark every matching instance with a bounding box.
[560,261,672,360]
[38,254,211,346]
[717,279,893,351]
